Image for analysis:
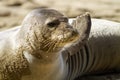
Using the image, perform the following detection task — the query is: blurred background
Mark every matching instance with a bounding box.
[0,0,120,31]
[0,0,120,80]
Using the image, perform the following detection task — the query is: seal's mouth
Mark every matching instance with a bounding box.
[57,32,79,48]
[50,29,80,49]
[40,29,79,52]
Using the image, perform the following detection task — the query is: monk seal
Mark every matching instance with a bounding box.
[1,8,120,80]
[0,8,91,80]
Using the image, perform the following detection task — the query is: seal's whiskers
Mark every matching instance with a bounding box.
[47,41,57,52]
[52,40,60,51]
[42,40,51,48]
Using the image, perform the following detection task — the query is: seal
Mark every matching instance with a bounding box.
[0,8,91,80]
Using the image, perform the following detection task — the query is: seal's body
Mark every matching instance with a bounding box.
[0,8,120,80]
[67,19,120,80]
[88,19,120,73]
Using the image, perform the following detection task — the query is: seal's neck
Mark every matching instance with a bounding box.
[23,50,67,80]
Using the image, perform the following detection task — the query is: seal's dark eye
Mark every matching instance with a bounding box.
[47,20,60,28]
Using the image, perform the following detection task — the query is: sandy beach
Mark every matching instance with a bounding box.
[0,0,119,31]
[0,0,120,80]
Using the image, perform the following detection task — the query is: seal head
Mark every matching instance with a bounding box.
[17,8,81,59]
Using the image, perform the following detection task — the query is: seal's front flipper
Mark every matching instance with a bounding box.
[66,13,91,56]
[72,12,91,43]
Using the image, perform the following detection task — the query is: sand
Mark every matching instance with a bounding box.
[0,0,120,80]
[0,0,119,30]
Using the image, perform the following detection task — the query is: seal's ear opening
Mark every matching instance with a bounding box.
[67,12,91,56]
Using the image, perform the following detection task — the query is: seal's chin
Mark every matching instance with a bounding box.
[51,31,79,48]
[58,34,79,47]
